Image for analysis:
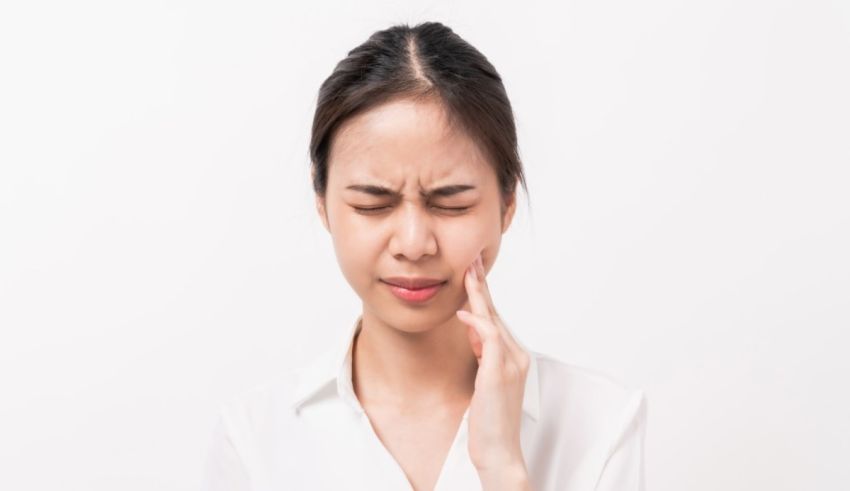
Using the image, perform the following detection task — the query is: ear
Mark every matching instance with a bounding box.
[501,190,517,234]
[315,194,330,232]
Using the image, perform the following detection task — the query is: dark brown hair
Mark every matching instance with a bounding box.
[309,21,529,216]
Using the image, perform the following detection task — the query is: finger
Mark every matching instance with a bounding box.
[466,254,498,320]
[466,255,523,364]
[466,323,483,359]
[488,314,524,367]
[471,255,521,355]
[456,310,505,369]
[473,254,499,318]
[464,261,492,320]
[495,317,530,368]
[493,316,522,356]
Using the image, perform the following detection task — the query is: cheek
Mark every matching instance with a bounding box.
[443,223,500,281]
[330,219,381,285]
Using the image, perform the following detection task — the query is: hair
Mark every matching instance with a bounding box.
[309,21,529,217]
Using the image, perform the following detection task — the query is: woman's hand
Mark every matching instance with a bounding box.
[456,252,533,489]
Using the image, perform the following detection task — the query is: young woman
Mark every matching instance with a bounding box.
[202,21,647,491]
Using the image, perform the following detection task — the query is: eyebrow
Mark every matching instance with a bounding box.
[345,183,476,198]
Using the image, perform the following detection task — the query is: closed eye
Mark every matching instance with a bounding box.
[353,205,470,215]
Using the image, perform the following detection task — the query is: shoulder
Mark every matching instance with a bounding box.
[213,367,303,440]
[205,366,320,486]
[532,349,645,405]
[527,350,647,489]
[530,349,647,442]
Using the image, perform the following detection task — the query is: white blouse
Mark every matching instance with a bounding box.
[201,316,647,490]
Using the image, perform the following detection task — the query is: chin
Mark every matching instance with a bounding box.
[370,303,453,333]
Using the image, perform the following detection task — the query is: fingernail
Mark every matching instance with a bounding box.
[469,264,477,279]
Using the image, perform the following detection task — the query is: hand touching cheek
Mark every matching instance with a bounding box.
[456,253,533,490]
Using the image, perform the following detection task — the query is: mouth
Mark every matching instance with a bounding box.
[381,277,446,289]
[380,278,447,303]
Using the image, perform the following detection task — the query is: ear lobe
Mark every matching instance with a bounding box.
[315,195,330,232]
[501,192,517,234]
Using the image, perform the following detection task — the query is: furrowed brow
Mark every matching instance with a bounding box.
[345,183,476,198]
[345,184,398,197]
[425,184,476,198]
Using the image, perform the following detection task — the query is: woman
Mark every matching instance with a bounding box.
[202,21,647,491]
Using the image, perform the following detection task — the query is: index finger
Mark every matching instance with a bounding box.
[464,254,498,319]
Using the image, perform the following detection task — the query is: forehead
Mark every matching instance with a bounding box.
[327,97,491,186]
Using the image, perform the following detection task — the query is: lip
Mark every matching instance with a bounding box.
[381,277,446,289]
[380,277,447,303]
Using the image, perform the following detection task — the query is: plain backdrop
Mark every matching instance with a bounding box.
[1,1,848,490]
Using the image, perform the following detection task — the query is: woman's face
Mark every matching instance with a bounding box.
[315,96,516,332]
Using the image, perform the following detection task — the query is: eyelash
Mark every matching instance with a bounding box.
[353,205,470,215]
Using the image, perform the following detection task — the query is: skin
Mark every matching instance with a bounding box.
[315,95,532,490]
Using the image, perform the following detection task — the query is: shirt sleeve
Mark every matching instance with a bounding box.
[200,406,251,491]
[594,390,648,491]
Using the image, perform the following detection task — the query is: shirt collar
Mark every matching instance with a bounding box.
[289,315,540,422]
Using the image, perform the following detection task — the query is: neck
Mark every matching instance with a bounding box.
[352,302,478,409]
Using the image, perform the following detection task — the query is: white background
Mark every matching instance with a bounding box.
[1,1,848,489]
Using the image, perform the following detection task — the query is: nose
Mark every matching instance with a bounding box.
[387,201,438,262]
